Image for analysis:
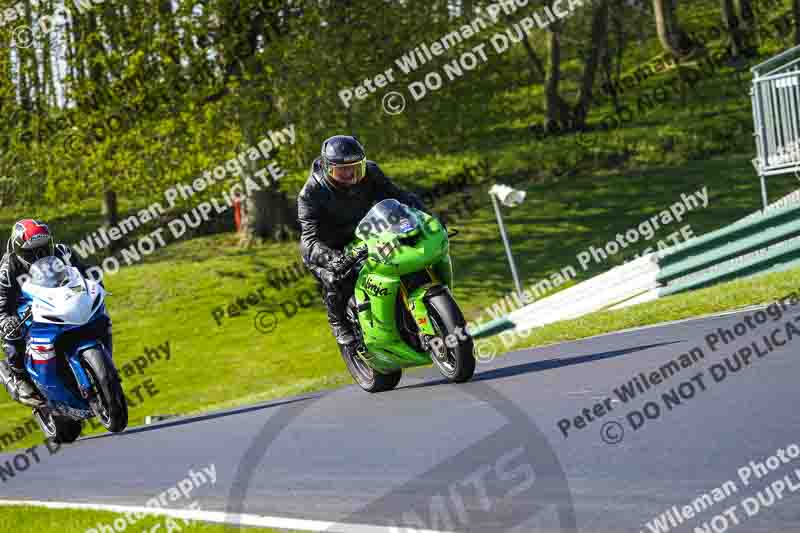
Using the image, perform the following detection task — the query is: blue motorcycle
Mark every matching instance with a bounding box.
[2,256,127,443]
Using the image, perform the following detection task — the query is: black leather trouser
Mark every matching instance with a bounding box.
[2,339,26,372]
[313,269,358,346]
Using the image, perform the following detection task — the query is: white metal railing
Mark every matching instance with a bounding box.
[751,45,800,208]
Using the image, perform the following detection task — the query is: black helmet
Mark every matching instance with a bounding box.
[321,135,366,188]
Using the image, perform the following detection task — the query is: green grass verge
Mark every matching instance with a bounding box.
[0,505,296,533]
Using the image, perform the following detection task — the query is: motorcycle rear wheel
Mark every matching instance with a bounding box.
[33,408,82,444]
[344,297,402,393]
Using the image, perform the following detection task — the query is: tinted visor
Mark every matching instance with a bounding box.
[21,247,51,265]
[328,159,366,186]
[19,242,53,266]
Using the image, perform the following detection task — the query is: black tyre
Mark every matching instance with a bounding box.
[343,297,402,393]
[33,408,82,444]
[426,288,475,383]
[82,348,128,433]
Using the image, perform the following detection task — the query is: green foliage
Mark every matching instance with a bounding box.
[0,0,685,206]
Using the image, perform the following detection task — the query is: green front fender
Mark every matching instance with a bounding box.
[406,284,441,337]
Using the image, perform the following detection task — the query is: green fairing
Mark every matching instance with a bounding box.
[346,208,456,374]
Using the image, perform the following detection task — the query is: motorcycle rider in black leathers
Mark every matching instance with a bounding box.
[297,135,425,362]
[0,219,92,406]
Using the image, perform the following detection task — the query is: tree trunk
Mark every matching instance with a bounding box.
[545,27,564,131]
[721,0,745,56]
[734,0,755,29]
[500,12,545,80]
[605,2,628,112]
[102,190,119,226]
[652,0,692,57]
[102,190,125,252]
[518,31,546,80]
[573,0,609,129]
[215,1,295,245]
[794,0,800,45]
[238,87,295,245]
[462,0,474,18]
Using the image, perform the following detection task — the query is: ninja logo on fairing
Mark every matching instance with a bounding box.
[364,277,390,297]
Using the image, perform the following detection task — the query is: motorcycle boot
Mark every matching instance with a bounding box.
[1,341,40,406]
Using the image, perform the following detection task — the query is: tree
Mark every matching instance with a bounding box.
[721,0,747,57]
[542,1,609,132]
[207,0,296,244]
[794,0,800,45]
[573,0,609,129]
[652,0,693,57]
[734,0,755,30]
[544,24,569,131]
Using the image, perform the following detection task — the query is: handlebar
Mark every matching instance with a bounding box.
[2,308,31,342]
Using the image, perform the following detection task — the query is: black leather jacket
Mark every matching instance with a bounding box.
[0,243,90,324]
[297,158,424,281]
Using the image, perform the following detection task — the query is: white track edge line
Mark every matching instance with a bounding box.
[0,498,453,533]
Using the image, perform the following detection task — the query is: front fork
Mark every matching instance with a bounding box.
[402,272,450,349]
[68,337,116,401]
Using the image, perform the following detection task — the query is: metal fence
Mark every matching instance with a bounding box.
[751,45,800,208]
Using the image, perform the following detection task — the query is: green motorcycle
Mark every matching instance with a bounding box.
[341,199,475,393]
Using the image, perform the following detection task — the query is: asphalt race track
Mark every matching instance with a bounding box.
[2,307,800,533]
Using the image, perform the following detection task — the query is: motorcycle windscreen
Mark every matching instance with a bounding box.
[356,199,420,242]
[25,261,96,325]
[29,256,70,288]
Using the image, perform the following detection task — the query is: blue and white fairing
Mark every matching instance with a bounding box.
[18,257,111,418]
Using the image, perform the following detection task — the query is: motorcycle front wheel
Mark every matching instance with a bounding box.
[82,348,128,433]
[426,288,475,383]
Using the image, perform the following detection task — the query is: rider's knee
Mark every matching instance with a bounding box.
[1,341,23,361]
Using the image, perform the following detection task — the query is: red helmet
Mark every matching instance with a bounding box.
[9,219,55,268]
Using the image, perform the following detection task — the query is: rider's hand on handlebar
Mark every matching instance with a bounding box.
[0,316,22,340]
[330,247,367,276]
[354,245,368,262]
[350,246,369,273]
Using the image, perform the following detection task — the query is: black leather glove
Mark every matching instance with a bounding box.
[330,247,366,275]
[351,245,369,271]
[0,316,22,340]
